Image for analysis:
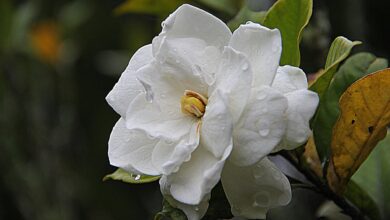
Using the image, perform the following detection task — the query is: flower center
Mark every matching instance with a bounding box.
[180,90,208,118]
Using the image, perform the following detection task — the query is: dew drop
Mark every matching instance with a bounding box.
[134,174,141,181]
[253,192,270,207]
[147,134,156,140]
[193,64,202,74]
[259,128,270,136]
[139,80,154,103]
[125,136,131,142]
[164,139,173,145]
[253,168,265,179]
[241,62,249,71]
[257,93,267,100]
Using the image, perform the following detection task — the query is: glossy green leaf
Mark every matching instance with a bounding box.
[227,6,267,30]
[312,53,388,162]
[263,0,313,66]
[310,36,361,100]
[344,180,381,220]
[154,199,187,220]
[352,130,390,219]
[103,168,160,184]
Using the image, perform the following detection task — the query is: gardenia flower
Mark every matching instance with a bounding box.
[106,4,318,220]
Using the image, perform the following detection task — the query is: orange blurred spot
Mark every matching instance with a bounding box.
[30,21,61,64]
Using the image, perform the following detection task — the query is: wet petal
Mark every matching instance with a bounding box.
[272,65,308,94]
[212,47,252,123]
[201,91,233,158]
[221,158,291,219]
[106,45,153,117]
[152,121,201,175]
[108,118,159,175]
[158,4,231,48]
[160,177,210,220]
[164,144,232,205]
[275,89,319,151]
[229,22,281,86]
[230,86,287,166]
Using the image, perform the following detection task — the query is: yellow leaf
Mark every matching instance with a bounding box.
[302,135,323,178]
[327,68,390,193]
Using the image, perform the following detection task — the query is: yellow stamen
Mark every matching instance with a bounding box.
[180,90,207,118]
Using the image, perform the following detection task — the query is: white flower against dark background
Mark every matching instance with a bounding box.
[106,4,318,220]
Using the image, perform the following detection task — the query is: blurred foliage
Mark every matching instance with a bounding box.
[353,130,390,219]
[312,52,387,166]
[327,68,390,193]
[1,0,390,219]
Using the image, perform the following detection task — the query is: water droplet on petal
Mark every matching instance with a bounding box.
[132,174,141,181]
[139,80,154,103]
[147,134,156,140]
[253,168,265,179]
[193,65,202,74]
[257,93,267,101]
[259,128,270,136]
[164,139,173,145]
[241,62,249,71]
[253,192,270,207]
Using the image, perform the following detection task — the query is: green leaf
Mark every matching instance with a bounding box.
[154,199,187,220]
[309,36,361,100]
[103,168,160,184]
[197,0,241,16]
[227,5,267,31]
[114,0,186,16]
[344,180,381,220]
[227,6,266,31]
[352,130,390,219]
[312,53,388,162]
[263,0,313,66]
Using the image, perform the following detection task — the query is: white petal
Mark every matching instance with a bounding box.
[159,4,231,48]
[152,37,220,95]
[125,92,195,140]
[230,86,287,166]
[108,118,159,175]
[275,89,319,151]
[160,176,210,220]
[165,144,232,205]
[212,47,252,123]
[221,158,291,219]
[152,121,201,175]
[272,65,308,94]
[229,22,282,86]
[201,91,233,158]
[106,45,153,117]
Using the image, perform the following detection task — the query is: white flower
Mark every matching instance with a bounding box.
[106,4,318,220]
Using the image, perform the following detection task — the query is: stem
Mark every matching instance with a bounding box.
[280,151,367,220]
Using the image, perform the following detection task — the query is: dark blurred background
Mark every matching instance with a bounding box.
[1,0,389,219]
